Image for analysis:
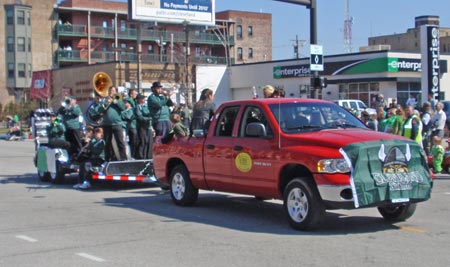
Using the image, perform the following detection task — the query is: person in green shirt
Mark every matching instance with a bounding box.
[147,81,174,137]
[432,135,444,174]
[57,96,83,156]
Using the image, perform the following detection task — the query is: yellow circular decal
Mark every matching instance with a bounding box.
[235,152,252,172]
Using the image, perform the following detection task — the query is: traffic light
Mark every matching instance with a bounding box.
[310,77,327,88]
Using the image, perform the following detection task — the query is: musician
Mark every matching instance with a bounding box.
[74,127,105,190]
[124,89,138,159]
[135,93,153,159]
[46,112,70,150]
[57,96,83,156]
[147,81,174,137]
[99,86,127,161]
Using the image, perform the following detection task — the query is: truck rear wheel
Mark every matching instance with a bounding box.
[169,165,198,206]
[283,178,325,230]
[378,203,417,222]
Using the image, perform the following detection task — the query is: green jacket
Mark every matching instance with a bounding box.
[121,107,136,130]
[99,100,125,127]
[46,121,66,141]
[147,94,173,122]
[57,105,81,130]
[135,104,153,129]
[88,137,105,160]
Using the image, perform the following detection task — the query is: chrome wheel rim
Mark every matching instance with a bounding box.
[171,172,185,201]
[287,188,308,223]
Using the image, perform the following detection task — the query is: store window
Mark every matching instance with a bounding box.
[397,82,421,107]
[338,82,376,107]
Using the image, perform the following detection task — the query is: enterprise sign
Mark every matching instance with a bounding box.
[273,65,310,79]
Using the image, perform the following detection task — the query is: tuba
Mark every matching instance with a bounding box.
[92,72,112,97]
[84,72,113,126]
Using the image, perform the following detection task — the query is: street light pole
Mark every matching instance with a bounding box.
[184,21,191,105]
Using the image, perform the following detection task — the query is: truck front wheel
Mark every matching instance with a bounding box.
[377,204,417,222]
[283,178,325,230]
[169,165,198,206]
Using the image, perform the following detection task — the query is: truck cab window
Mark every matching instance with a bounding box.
[215,106,239,137]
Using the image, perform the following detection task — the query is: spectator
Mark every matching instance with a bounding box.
[262,85,275,98]
[190,88,216,134]
[0,116,21,141]
[431,102,446,139]
[431,136,444,174]
[401,105,423,145]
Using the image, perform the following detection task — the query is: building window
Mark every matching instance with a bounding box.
[28,38,31,52]
[148,44,154,54]
[17,37,25,52]
[7,37,14,52]
[18,64,26,78]
[103,20,108,28]
[27,11,31,25]
[237,25,242,39]
[195,46,201,57]
[17,10,25,25]
[237,47,243,60]
[120,20,126,31]
[248,48,253,58]
[7,10,14,25]
[28,64,32,78]
[8,63,14,78]
[248,26,253,36]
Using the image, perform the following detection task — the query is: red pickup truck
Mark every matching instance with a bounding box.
[153,98,432,230]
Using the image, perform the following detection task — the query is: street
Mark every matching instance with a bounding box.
[1,140,450,267]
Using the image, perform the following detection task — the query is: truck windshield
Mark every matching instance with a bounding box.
[268,102,367,134]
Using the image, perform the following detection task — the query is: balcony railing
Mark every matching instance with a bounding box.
[57,24,235,45]
[56,49,232,65]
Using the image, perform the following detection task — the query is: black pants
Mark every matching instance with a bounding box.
[137,126,153,159]
[104,125,127,161]
[78,158,104,184]
[128,128,138,159]
[65,128,83,156]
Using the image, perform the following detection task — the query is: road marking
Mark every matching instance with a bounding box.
[399,226,427,233]
[15,235,38,242]
[76,253,106,262]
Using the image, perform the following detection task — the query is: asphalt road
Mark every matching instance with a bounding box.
[1,140,450,267]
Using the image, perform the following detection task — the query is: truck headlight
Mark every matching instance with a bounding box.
[317,159,350,173]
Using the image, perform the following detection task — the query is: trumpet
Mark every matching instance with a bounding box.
[113,93,122,102]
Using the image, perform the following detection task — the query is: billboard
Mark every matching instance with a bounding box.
[128,0,215,26]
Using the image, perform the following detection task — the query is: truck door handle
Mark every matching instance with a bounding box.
[234,145,243,151]
[206,144,215,149]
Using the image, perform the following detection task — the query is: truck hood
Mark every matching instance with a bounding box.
[283,128,409,149]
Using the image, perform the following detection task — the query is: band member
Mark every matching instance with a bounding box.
[124,89,138,159]
[147,81,174,137]
[46,112,70,150]
[99,86,127,161]
[135,93,153,159]
[74,127,105,190]
[57,96,83,156]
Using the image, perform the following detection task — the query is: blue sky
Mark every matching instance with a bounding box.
[215,0,450,60]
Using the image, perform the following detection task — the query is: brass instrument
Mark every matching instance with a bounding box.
[85,72,113,126]
[92,72,112,97]
[113,93,122,102]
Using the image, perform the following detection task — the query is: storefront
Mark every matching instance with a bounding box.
[209,50,449,108]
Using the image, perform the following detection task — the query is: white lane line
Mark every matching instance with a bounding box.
[15,235,38,242]
[76,253,106,262]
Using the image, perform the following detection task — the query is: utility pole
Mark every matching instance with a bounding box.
[184,21,191,105]
[292,35,305,59]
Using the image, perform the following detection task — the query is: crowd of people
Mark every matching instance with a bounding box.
[45,81,215,190]
[357,93,448,173]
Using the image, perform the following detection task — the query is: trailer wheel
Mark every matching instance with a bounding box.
[49,161,65,184]
[378,204,417,222]
[169,165,198,206]
[283,178,325,230]
[37,170,50,182]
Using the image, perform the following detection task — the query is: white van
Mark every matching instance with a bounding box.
[333,99,376,116]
